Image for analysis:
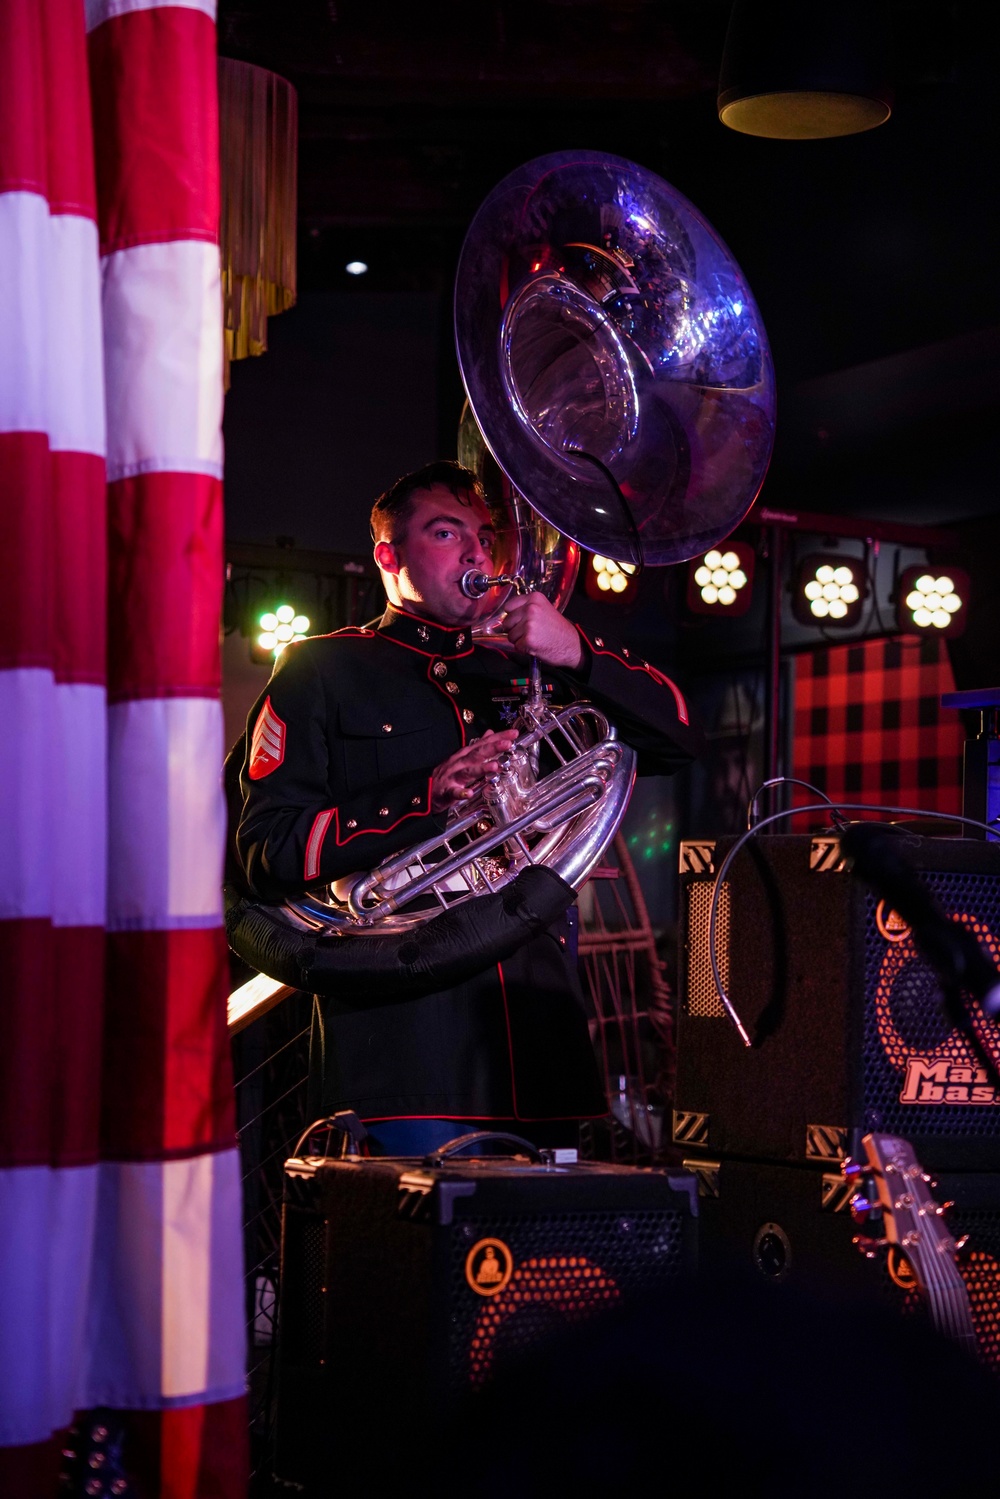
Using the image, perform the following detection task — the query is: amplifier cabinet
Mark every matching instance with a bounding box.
[274,1155,697,1490]
[690,1156,1000,1374]
[675,834,1000,1172]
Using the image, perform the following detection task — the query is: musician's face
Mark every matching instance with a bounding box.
[375,485,496,626]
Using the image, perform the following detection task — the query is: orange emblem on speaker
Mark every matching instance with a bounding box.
[465,1238,513,1296]
[876,901,911,942]
[887,1246,918,1292]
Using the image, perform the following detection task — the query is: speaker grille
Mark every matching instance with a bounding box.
[684,880,729,1017]
[885,1210,1000,1374]
[448,1208,686,1389]
[862,870,1000,1138]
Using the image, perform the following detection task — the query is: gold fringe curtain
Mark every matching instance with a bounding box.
[219,58,297,386]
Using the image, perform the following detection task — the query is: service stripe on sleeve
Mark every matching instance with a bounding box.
[305,808,335,880]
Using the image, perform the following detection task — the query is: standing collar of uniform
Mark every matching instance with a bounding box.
[377,605,476,658]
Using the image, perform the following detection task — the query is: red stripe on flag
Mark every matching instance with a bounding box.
[0,921,104,1168]
[88,7,220,255]
[108,473,223,701]
[116,1397,249,1499]
[103,927,236,1159]
[42,0,100,216]
[0,432,51,670]
[54,448,107,684]
[0,435,106,681]
[0,0,97,213]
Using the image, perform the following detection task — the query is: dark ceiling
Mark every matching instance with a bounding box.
[218,0,1000,527]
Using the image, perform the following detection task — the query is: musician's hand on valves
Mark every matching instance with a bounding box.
[502,592,584,670]
[431,729,519,812]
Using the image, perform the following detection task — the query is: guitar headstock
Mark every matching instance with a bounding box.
[861,1132,962,1292]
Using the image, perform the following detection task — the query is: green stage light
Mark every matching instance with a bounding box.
[253,602,311,661]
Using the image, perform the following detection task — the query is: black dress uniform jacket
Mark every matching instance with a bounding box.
[236,604,701,1124]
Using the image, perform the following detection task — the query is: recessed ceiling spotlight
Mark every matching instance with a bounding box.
[345,260,368,276]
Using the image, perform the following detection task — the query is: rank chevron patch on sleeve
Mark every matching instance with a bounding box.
[249,696,287,779]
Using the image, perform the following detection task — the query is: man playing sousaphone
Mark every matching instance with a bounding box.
[235,460,701,1154]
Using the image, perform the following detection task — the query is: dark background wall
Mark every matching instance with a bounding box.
[223,291,442,554]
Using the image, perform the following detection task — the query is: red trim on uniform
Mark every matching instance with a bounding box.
[497,961,520,1118]
[304,808,335,880]
[381,632,476,662]
[576,623,689,724]
[249,696,286,780]
[334,802,428,847]
[482,963,606,1123]
[425,658,468,745]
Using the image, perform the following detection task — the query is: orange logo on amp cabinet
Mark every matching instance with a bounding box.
[465,1238,513,1296]
[872,909,1000,1106]
[899,1057,999,1106]
[876,901,911,942]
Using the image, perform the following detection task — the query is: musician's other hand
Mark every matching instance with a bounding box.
[431,729,519,812]
[502,592,583,670]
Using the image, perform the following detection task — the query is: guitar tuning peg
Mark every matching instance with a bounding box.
[843,1159,866,1181]
[852,1233,889,1260]
[934,1201,955,1216]
[850,1194,879,1226]
[954,1234,970,1256]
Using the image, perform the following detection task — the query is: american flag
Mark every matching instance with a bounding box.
[0,0,247,1492]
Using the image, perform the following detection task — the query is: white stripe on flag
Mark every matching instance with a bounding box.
[83,1150,246,1407]
[102,239,224,483]
[85,0,217,30]
[0,193,105,454]
[52,682,108,927]
[108,696,225,930]
[0,1164,99,1446]
[0,672,106,926]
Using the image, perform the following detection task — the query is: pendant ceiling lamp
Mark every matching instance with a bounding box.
[718,0,893,140]
[219,58,298,386]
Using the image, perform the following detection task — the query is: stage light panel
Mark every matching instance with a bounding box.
[585,554,639,603]
[792,553,867,627]
[686,540,755,616]
[896,564,969,638]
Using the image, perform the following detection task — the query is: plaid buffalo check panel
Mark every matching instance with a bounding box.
[792,637,964,816]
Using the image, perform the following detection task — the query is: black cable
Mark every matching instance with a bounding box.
[564,446,644,572]
[709,789,1000,1050]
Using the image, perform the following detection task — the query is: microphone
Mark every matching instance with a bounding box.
[840,823,1000,1019]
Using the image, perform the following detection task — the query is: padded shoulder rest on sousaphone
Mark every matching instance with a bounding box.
[224,864,577,1000]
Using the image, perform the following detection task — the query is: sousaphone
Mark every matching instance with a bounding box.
[226,151,775,1023]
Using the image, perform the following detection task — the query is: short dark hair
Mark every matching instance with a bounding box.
[370,460,488,545]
